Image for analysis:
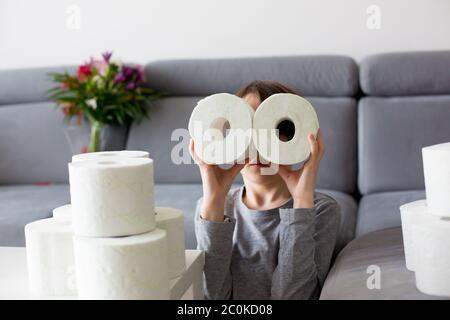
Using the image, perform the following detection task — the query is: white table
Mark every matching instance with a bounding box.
[0,247,204,300]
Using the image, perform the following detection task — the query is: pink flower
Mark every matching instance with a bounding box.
[90,59,108,76]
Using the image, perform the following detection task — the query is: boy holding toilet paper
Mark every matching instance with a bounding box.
[189,80,341,300]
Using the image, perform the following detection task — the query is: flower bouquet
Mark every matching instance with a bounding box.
[49,52,158,153]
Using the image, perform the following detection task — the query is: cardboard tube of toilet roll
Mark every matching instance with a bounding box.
[188,93,254,164]
[253,93,319,165]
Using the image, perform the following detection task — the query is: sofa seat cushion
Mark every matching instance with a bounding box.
[0,184,70,246]
[321,189,357,254]
[154,184,357,253]
[0,183,202,248]
[320,227,448,300]
[356,190,425,237]
[0,183,356,254]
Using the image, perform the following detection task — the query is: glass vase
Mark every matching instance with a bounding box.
[64,118,127,155]
[88,119,102,152]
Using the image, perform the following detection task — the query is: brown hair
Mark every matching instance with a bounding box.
[235,80,297,102]
[236,80,298,141]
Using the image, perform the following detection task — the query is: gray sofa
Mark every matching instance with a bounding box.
[322,51,450,299]
[1,51,449,299]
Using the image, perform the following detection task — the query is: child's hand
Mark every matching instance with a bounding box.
[189,139,245,221]
[278,129,325,209]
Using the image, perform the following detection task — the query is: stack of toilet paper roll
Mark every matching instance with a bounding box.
[400,142,450,297]
[189,93,319,165]
[25,150,186,299]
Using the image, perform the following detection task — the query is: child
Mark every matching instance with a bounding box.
[190,80,340,300]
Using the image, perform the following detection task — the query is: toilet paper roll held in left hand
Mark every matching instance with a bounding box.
[68,157,156,237]
[25,218,76,296]
[253,93,319,165]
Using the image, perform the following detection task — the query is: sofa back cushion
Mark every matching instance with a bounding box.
[358,96,450,194]
[0,102,72,184]
[0,67,128,184]
[144,55,359,97]
[360,51,450,97]
[358,51,450,194]
[127,97,203,184]
[127,56,358,193]
[0,66,77,105]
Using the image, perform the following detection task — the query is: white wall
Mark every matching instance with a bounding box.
[1,0,450,69]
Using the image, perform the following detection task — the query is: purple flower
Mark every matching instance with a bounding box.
[123,65,133,77]
[114,64,146,90]
[136,65,145,83]
[114,73,126,83]
[102,51,113,63]
[126,83,136,90]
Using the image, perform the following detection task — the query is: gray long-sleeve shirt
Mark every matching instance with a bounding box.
[195,186,340,300]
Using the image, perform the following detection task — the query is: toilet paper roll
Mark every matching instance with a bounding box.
[422,142,450,217]
[52,204,72,221]
[72,150,149,162]
[74,229,170,299]
[155,207,186,279]
[188,93,254,164]
[400,200,439,271]
[253,93,319,165]
[25,218,76,296]
[413,218,450,297]
[69,158,155,237]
